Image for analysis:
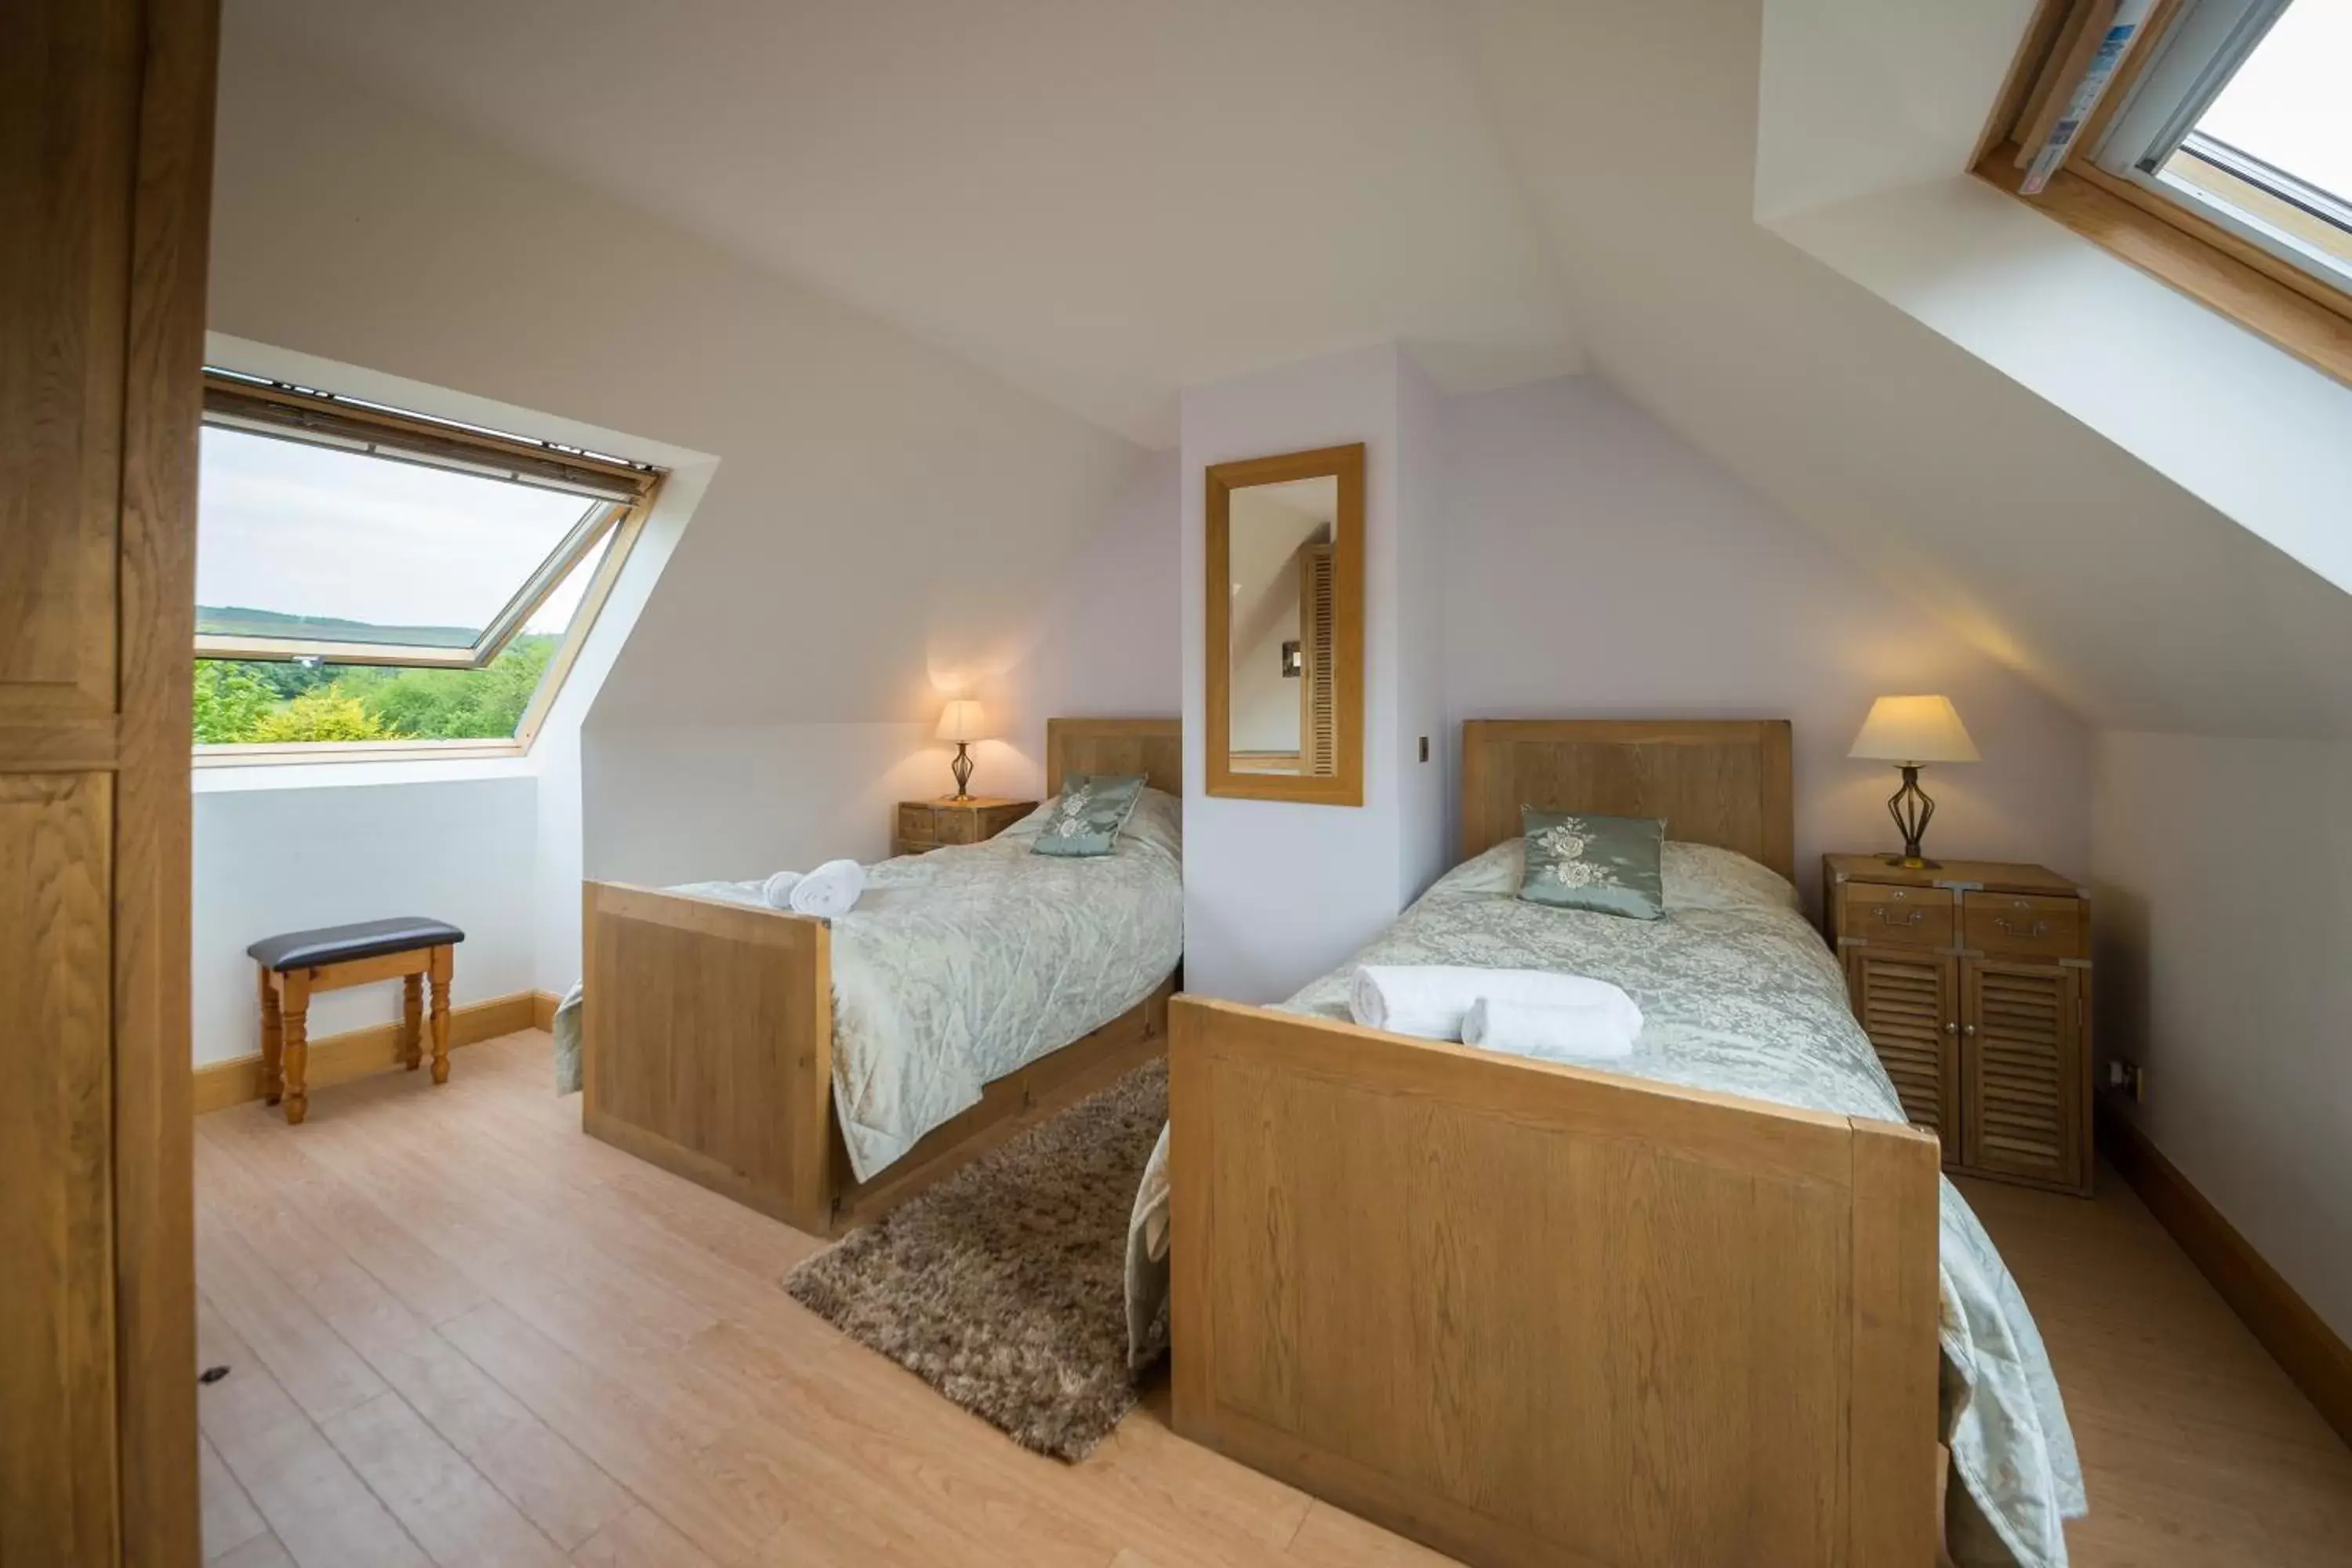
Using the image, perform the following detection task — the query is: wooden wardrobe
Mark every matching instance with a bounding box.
[2,1,216,1560]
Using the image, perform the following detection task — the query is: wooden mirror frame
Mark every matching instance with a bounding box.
[1203,443,1365,806]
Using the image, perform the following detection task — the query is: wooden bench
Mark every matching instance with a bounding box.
[247,918,465,1124]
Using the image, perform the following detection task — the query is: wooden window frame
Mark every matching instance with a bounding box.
[194,373,660,766]
[1973,0,2352,387]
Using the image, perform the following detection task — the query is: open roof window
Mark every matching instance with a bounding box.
[1979,0,2350,385]
[194,372,661,759]
[2093,0,2352,293]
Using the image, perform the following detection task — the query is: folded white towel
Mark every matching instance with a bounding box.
[1349,964,1640,1042]
[759,870,804,909]
[1462,996,1640,1061]
[786,858,865,918]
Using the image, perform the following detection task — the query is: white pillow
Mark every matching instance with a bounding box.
[1116,787,1184,861]
[1428,836,1795,913]
[1663,840,1798,912]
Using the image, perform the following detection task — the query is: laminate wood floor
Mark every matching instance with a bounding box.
[194,1030,2351,1566]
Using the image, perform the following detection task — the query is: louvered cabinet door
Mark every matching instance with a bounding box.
[1296,543,1337,776]
[1960,962,2086,1192]
[1848,949,1960,1153]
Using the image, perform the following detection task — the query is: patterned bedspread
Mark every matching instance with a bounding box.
[1127,840,2083,1568]
[680,789,1182,1182]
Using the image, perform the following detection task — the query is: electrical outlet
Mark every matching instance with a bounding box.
[2106,1058,2147,1102]
[1417,735,1429,763]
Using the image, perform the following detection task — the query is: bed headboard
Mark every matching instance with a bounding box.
[1458,720,1795,881]
[1046,717,1183,797]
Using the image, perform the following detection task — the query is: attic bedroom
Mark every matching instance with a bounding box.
[5,1,2348,1565]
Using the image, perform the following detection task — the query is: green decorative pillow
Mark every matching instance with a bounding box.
[1031,773,1149,858]
[1519,808,1666,920]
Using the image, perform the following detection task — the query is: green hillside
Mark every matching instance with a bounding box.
[196,604,478,648]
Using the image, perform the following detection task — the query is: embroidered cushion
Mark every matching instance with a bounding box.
[1518,808,1666,920]
[1030,773,1149,858]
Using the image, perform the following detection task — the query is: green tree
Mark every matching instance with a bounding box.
[242,684,401,743]
[191,636,557,746]
[192,662,277,742]
[361,638,553,739]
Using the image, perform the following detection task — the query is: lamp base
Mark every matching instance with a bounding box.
[949,741,975,803]
[1883,764,1939,869]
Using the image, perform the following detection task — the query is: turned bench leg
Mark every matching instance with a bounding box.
[280,970,312,1125]
[257,964,284,1105]
[402,972,424,1070]
[428,944,452,1085]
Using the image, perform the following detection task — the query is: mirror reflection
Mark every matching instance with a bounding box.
[1225,475,1338,776]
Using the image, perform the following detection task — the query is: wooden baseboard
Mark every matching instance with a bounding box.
[532,989,562,1032]
[193,991,540,1116]
[2100,1103,2352,1448]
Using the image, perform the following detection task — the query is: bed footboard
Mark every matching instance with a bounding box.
[582,881,833,1233]
[1168,996,1943,1568]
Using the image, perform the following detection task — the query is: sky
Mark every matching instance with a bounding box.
[2197,0,2352,202]
[196,425,605,638]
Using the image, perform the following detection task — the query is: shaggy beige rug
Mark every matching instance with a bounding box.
[784,1058,1167,1461]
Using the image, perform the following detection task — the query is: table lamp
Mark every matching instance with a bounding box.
[935,699,989,801]
[1849,695,1978,869]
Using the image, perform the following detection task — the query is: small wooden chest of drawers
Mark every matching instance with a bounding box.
[1824,854,2093,1195]
[892,797,1035,858]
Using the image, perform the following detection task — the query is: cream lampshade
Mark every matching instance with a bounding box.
[935,699,989,800]
[1849,695,1977,869]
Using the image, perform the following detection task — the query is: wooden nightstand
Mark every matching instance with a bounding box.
[1824,854,2092,1195]
[892,797,1035,858]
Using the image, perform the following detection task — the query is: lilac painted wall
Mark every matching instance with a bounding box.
[1440,376,2093,910]
[1180,345,1444,1004]
[991,451,1182,800]
[996,368,2092,1004]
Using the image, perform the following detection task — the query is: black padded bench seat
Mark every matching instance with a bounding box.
[246,917,465,1123]
[248,916,466,971]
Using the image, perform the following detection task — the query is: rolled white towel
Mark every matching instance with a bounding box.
[786,858,865,918]
[759,870,804,909]
[1463,996,1640,1061]
[1349,964,1639,1041]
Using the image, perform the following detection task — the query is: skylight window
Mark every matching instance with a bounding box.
[2096,0,2352,292]
[194,373,659,758]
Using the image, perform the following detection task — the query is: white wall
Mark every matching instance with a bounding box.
[1396,355,1450,908]
[1181,344,1444,1003]
[204,22,1144,1011]
[991,452,1185,800]
[1442,377,2094,908]
[2093,733,2352,1341]
[191,768,537,1064]
[1231,543,1305,754]
[583,724,939,889]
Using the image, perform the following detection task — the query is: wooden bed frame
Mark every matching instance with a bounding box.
[581,717,1181,1237]
[1169,720,1947,1566]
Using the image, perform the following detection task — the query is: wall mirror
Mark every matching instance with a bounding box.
[1204,442,1363,805]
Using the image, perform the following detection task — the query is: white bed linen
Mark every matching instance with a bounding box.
[676,789,1181,1181]
[1126,838,2082,1568]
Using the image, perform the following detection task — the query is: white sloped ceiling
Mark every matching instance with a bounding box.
[1461,0,2352,738]
[223,0,2352,739]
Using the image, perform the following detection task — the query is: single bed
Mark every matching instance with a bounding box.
[583,717,1181,1236]
[1136,720,2083,1568]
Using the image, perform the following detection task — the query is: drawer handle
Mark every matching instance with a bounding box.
[1874,906,1927,927]
[1994,915,2050,938]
